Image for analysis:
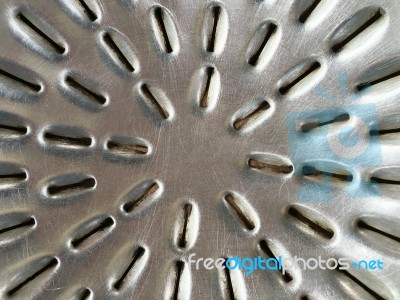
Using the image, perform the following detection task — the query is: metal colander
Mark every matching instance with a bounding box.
[0,0,399,299]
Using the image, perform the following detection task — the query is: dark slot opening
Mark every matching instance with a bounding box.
[259,240,293,282]
[233,101,270,130]
[44,132,92,147]
[301,114,350,132]
[302,165,353,182]
[106,141,148,155]
[16,13,66,54]
[0,217,35,235]
[178,204,193,248]
[47,177,96,196]
[357,69,400,92]
[79,288,92,300]
[279,62,321,95]
[248,158,294,174]
[336,266,385,300]
[172,261,185,300]
[0,171,27,183]
[357,220,400,243]
[299,0,322,23]
[154,7,173,53]
[113,246,145,290]
[248,23,277,66]
[223,258,236,300]
[71,217,114,248]
[65,76,106,105]
[140,84,169,119]
[207,6,221,52]
[332,9,384,53]
[0,123,28,135]
[370,127,400,136]
[370,176,400,185]
[200,67,214,108]
[7,257,58,296]
[103,33,134,72]
[288,207,334,239]
[77,0,98,21]
[0,68,41,92]
[123,182,159,213]
[224,194,255,230]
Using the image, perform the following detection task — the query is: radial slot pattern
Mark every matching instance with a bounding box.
[0,0,399,299]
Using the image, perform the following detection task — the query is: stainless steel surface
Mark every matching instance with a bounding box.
[0,0,399,299]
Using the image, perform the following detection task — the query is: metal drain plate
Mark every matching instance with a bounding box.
[0,0,399,299]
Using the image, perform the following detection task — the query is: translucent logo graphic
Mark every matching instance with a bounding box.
[286,73,382,202]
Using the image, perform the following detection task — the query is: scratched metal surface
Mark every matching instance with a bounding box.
[0,0,400,299]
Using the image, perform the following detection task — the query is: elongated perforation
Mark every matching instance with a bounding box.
[357,220,400,243]
[233,101,270,130]
[0,171,27,184]
[279,62,321,95]
[259,240,293,282]
[154,7,173,53]
[79,288,92,300]
[178,204,192,248]
[207,6,221,52]
[65,76,107,105]
[302,165,353,182]
[224,194,255,231]
[44,131,92,147]
[300,114,350,132]
[77,0,98,21]
[288,207,334,239]
[298,0,322,23]
[172,261,185,300]
[0,123,28,136]
[200,67,214,108]
[0,68,42,92]
[123,182,159,213]
[370,127,400,136]
[140,84,169,119]
[71,217,114,248]
[16,13,66,54]
[0,217,35,235]
[47,177,96,196]
[336,267,385,300]
[6,257,58,297]
[113,246,145,290]
[248,23,277,66]
[370,176,400,185]
[223,258,235,300]
[248,158,293,174]
[357,69,400,92]
[332,9,384,53]
[106,141,148,155]
[103,33,134,72]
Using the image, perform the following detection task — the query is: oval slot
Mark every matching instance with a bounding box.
[64,75,107,107]
[0,213,35,245]
[302,165,353,183]
[42,126,93,148]
[120,180,163,215]
[0,163,27,189]
[105,135,151,158]
[330,7,387,54]
[259,240,293,283]
[164,260,191,300]
[12,9,67,56]
[191,65,220,112]
[138,83,174,121]
[5,256,59,297]
[43,173,96,198]
[0,68,41,93]
[357,218,400,245]
[219,257,247,300]
[248,153,293,176]
[113,246,147,290]
[223,192,259,232]
[0,111,29,138]
[202,4,228,55]
[70,216,115,250]
[298,0,322,23]
[173,202,199,251]
[279,60,322,96]
[287,205,335,239]
[246,21,279,69]
[150,6,179,54]
[232,99,272,133]
[100,30,139,74]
